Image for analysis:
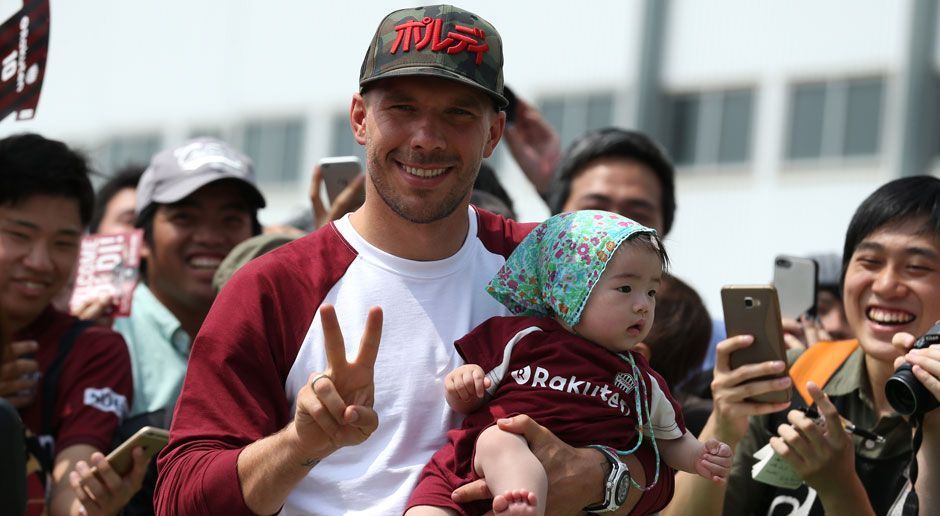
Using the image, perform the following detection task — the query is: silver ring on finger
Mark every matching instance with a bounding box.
[311,373,333,391]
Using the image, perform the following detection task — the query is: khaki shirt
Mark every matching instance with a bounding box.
[724,344,914,515]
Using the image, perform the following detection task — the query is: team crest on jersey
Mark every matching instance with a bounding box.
[511,366,532,384]
[614,372,636,394]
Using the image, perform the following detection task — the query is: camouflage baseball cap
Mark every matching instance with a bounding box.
[359,4,507,109]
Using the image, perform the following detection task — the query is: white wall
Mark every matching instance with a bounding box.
[667,168,888,314]
[3,0,640,135]
[659,0,916,313]
[0,0,931,315]
[0,0,641,224]
[664,0,907,84]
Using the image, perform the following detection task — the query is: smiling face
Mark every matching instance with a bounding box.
[573,242,663,353]
[0,195,83,330]
[351,76,504,224]
[144,181,254,314]
[843,217,940,363]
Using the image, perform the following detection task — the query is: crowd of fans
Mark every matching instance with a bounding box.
[2,4,940,516]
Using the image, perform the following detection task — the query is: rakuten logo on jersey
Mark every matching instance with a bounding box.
[511,365,631,415]
[84,387,128,420]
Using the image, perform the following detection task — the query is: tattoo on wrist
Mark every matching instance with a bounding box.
[300,458,320,468]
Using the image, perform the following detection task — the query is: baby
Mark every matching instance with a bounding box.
[405,211,731,516]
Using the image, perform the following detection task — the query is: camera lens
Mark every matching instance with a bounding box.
[744,297,754,308]
[775,258,791,268]
[885,372,918,415]
[886,363,940,416]
[886,323,940,417]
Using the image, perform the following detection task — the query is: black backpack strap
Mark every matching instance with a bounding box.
[0,398,27,516]
[902,414,924,515]
[40,319,92,437]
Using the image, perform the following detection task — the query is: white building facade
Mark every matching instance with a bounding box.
[2,0,938,313]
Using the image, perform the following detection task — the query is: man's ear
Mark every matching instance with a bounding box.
[350,93,367,145]
[482,110,506,159]
[634,342,652,361]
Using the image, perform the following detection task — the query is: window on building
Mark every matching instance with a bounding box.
[785,77,884,161]
[538,91,616,150]
[94,133,162,176]
[664,88,754,167]
[843,79,884,156]
[788,84,826,160]
[241,117,305,185]
[667,94,700,165]
[719,90,754,163]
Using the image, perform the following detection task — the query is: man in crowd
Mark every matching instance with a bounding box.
[0,133,143,516]
[546,127,736,379]
[666,176,940,515]
[157,5,669,515]
[549,127,676,239]
[89,165,145,236]
[114,137,265,423]
[110,138,264,514]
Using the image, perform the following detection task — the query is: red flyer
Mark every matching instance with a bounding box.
[0,0,49,122]
[69,229,144,318]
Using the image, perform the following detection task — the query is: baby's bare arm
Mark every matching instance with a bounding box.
[659,431,703,474]
[659,431,732,482]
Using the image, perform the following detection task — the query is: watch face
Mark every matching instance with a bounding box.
[615,476,629,505]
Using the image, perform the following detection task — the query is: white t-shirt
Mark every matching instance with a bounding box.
[281,208,521,514]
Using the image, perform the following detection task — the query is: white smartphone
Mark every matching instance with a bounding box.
[319,156,363,207]
[773,255,818,320]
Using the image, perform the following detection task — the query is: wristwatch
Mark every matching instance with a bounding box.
[584,445,631,513]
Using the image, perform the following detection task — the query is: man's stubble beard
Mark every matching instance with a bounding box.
[366,149,479,225]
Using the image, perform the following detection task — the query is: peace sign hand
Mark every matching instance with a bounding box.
[293,304,383,458]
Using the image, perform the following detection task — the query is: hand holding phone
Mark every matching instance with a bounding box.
[100,426,169,476]
[721,285,791,403]
[318,156,363,207]
[72,427,164,514]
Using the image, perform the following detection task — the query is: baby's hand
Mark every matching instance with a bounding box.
[445,364,490,403]
[694,438,733,483]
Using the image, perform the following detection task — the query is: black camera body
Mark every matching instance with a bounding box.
[886,323,940,416]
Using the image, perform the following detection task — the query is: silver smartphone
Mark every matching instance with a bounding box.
[773,255,818,320]
[319,156,363,207]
